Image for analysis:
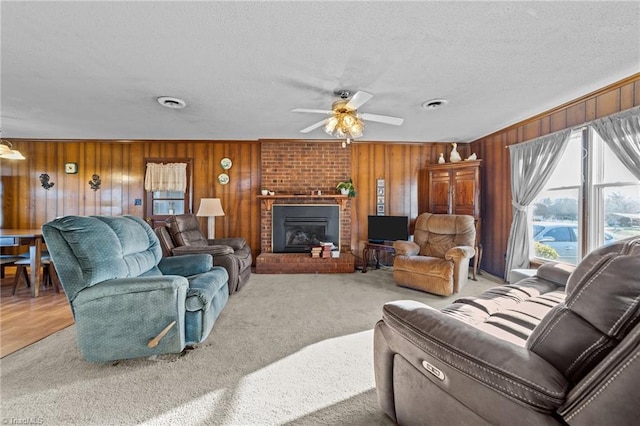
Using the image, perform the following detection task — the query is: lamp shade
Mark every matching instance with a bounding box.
[196,198,225,217]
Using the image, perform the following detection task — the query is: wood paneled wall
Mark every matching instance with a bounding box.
[1,140,263,261]
[471,73,640,278]
[349,142,469,261]
[1,138,460,265]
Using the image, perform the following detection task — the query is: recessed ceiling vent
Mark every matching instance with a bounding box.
[422,98,448,110]
[157,96,186,109]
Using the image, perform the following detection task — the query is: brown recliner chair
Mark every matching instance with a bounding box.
[393,213,476,296]
[155,214,252,294]
[375,236,640,425]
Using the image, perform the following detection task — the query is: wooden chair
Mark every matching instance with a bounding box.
[1,255,22,279]
[12,258,61,295]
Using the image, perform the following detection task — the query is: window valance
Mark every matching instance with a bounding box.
[144,162,187,192]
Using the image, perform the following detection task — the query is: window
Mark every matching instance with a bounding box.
[152,191,186,215]
[144,158,193,228]
[530,128,640,265]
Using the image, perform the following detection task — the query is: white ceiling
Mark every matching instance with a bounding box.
[1,1,639,143]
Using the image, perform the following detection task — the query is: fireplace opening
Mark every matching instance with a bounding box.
[285,218,326,250]
[273,205,339,253]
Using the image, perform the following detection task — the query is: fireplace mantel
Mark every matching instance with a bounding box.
[258,194,349,211]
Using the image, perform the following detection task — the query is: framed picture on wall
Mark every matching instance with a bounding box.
[377,179,385,187]
[377,187,385,196]
[377,204,385,214]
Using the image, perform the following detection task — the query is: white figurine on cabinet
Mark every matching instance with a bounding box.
[466,152,477,161]
[438,153,445,164]
[449,143,462,163]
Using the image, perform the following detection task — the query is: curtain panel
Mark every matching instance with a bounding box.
[144,163,187,192]
[591,106,640,181]
[504,129,572,280]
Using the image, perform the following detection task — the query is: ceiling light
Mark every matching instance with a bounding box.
[422,98,449,110]
[157,96,187,109]
[0,139,26,160]
[324,99,364,145]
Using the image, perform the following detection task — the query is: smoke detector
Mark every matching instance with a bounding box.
[157,96,186,109]
[422,98,449,110]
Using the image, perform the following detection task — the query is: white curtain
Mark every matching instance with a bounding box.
[591,107,640,180]
[504,129,572,280]
[144,163,187,192]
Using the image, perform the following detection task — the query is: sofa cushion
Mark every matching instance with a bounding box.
[414,213,475,258]
[158,253,213,276]
[185,266,229,311]
[166,214,208,247]
[394,255,453,280]
[442,277,565,346]
[42,215,162,300]
[527,236,640,384]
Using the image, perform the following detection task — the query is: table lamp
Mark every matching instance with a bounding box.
[196,198,225,239]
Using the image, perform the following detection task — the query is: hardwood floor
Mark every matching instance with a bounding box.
[0,267,74,358]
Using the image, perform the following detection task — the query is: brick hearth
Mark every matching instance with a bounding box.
[256,252,355,274]
[258,140,354,273]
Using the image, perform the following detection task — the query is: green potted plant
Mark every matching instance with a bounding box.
[336,178,357,198]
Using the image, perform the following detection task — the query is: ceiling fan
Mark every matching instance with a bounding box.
[291,90,404,140]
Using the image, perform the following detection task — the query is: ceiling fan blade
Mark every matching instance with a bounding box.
[300,119,327,133]
[291,108,333,115]
[346,91,374,110]
[360,112,404,126]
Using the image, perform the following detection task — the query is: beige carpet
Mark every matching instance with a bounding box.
[0,269,500,425]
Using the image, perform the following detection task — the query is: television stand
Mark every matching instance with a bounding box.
[362,242,395,273]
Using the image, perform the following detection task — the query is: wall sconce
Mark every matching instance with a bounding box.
[196,198,225,239]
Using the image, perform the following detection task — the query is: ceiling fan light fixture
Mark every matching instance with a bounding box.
[343,114,355,127]
[350,121,363,138]
[324,109,363,140]
[294,90,401,145]
[0,139,26,160]
[324,117,338,135]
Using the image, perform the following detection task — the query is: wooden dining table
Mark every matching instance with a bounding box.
[0,228,45,297]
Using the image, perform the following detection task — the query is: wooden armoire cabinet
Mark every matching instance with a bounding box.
[424,159,482,278]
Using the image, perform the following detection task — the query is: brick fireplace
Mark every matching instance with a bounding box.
[256,140,355,273]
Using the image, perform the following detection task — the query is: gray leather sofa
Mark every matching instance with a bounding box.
[375,235,640,425]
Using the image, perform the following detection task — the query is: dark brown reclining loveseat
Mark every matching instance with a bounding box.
[155,214,252,294]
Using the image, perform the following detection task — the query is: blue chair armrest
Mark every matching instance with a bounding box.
[73,275,188,305]
[158,254,213,276]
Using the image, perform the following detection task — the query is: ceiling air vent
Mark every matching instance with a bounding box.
[422,98,448,110]
[157,96,186,109]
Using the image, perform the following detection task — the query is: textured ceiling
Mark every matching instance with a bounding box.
[1,1,639,143]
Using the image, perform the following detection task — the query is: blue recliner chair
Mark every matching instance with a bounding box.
[42,215,229,363]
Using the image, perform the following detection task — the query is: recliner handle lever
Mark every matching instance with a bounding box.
[148,321,177,348]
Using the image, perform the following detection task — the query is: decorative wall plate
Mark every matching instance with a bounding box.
[218,173,230,185]
[220,157,232,170]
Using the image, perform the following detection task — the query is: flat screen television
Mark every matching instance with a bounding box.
[368,215,409,244]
